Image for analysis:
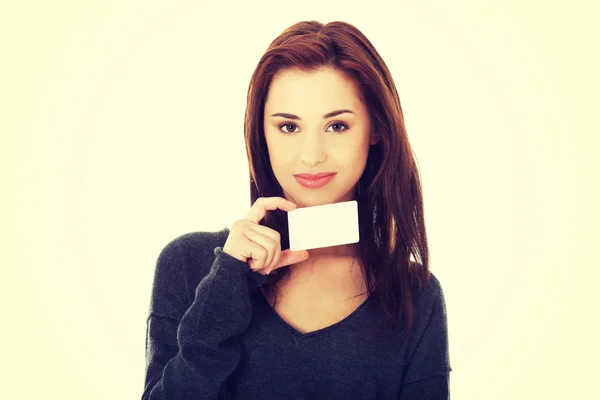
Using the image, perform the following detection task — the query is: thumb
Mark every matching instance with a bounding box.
[274,249,310,270]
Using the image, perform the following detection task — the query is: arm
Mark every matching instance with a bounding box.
[142,236,267,400]
[398,375,450,400]
[398,282,452,400]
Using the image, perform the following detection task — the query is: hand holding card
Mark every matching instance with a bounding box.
[222,197,310,275]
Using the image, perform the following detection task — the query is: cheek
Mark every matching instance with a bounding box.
[334,143,367,165]
[268,153,294,180]
[269,148,292,165]
[333,146,369,180]
[265,136,285,164]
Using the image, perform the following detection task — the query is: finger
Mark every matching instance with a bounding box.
[242,220,281,244]
[273,249,310,270]
[241,227,274,271]
[244,222,284,273]
[265,242,281,273]
[245,197,296,225]
[242,223,279,271]
[244,241,268,271]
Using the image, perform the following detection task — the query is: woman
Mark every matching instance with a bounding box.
[142,20,451,399]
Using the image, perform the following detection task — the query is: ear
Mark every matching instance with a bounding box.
[370,131,381,145]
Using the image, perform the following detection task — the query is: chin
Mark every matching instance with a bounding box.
[294,194,353,208]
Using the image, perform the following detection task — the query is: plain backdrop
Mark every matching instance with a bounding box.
[1,0,598,399]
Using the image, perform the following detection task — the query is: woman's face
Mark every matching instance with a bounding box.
[263,67,379,208]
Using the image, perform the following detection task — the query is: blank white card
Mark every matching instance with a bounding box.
[287,200,360,251]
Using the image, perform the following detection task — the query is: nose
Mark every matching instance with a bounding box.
[299,130,327,166]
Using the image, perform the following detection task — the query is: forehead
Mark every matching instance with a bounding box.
[264,67,365,114]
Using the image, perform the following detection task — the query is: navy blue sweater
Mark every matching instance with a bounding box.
[142,228,451,399]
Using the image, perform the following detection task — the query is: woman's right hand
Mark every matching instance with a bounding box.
[222,197,310,275]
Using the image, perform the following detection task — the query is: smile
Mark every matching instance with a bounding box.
[294,173,336,188]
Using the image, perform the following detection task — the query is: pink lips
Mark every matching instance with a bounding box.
[294,172,336,188]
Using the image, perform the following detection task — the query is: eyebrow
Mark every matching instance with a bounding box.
[270,109,355,120]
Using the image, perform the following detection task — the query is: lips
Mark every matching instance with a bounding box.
[294,172,336,188]
[294,172,335,179]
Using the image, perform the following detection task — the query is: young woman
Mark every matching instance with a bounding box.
[142,20,451,399]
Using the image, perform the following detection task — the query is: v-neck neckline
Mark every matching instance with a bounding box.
[255,287,372,340]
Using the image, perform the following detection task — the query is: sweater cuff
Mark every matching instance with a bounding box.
[213,247,268,289]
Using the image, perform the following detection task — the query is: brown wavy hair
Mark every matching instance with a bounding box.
[243,20,431,339]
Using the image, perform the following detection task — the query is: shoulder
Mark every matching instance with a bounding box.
[165,227,230,261]
[401,271,452,382]
[153,227,231,301]
[410,271,448,329]
[418,272,445,302]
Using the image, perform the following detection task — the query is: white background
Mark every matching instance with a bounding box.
[2,0,598,398]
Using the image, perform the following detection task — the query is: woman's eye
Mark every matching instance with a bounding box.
[327,122,349,133]
[279,123,298,134]
[278,122,349,134]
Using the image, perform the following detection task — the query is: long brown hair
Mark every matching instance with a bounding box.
[243,20,431,340]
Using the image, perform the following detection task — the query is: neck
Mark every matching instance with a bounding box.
[288,243,365,291]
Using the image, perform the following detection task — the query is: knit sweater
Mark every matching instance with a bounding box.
[142,228,452,399]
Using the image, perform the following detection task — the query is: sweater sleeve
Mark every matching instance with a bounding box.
[398,282,452,400]
[142,236,267,400]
